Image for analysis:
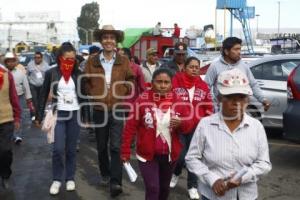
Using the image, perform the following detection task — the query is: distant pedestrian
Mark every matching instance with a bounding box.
[153,22,163,36]
[170,57,213,199]
[161,42,187,76]
[0,64,21,189]
[27,52,50,122]
[79,45,101,71]
[4,52,32,144]
[121,68,194,200]
[119,47,145,109]
[172,23,181,43]
[37,42,87,195]
[204,37,271,112]
[140,48,160,85]
[186,68,272,200]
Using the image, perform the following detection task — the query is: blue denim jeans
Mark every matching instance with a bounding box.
[52,110,79,181]
[14,95,30,139]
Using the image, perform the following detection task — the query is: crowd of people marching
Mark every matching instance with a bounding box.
[0,24,272,200]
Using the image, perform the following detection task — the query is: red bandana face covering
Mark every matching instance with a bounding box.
[182,72,197,89]
[0,68,4,90]
[59,57,75,83]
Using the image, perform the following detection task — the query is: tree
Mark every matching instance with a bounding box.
[77,2,100,44]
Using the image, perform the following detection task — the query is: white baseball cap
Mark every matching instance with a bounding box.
[217,68,253,96]
[81,49,89,55]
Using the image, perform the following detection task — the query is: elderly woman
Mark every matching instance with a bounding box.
[185,68,271,200]
[121,68,193,200]
[170,56,213,200]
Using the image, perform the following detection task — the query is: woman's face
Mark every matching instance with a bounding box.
[152,73,172,95]
[220,94,249,120]
[184,59,200,77]
[62,51,76,59]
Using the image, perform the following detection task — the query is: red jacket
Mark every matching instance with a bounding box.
[121,90,194,162]
[172,72,213,129]
[173,26,180,38]
[123,61,145,108]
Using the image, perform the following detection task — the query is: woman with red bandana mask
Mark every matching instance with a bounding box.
[36,42,87,195]
[170,56,213,200]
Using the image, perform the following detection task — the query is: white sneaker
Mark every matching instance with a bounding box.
[66,180,76,191]
[188,187,200,200]
[169,174,179,188]
[49,181,61,195]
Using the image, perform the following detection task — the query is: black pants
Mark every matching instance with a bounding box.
[93,110,124,185]
[29,84,42,118]
[174,133,198,189]
[0,122,14,179]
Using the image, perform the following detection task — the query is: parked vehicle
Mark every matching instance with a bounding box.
[248,54,300,128]
[18,52,56,67]
[283,63,300,141]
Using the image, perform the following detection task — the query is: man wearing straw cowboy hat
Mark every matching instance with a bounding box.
[83,24,134,197]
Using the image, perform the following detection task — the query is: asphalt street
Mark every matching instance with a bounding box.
[0,126,300,200]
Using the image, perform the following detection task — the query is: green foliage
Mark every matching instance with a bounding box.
[77,2,100,44]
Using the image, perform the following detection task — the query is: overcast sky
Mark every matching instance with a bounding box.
[0,0,299,31]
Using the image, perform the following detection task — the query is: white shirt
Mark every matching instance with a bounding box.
[187,86,195,103]
[185,113,271,200]
[57,78,80,111]
[146,62,157,75]
[100,52,116,87]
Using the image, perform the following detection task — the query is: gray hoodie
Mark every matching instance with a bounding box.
[27,60,50,86]
[204,56,265,103]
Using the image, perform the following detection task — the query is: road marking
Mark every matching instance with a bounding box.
[269,142,300,148]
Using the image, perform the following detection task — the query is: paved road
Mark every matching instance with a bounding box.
[0,126,300,200]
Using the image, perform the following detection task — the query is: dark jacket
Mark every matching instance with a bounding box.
[37,66,88,122]
[83,53,135,110]
[160,59,180,77]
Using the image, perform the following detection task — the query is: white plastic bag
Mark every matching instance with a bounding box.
[123,162,138,182]
[41,109,57,144]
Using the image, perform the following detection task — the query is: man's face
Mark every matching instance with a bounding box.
[220,94,248,120]
[225,44,241,63]
[174,52,186,65]
[5,59,17,70]
[34,54,43,65]
[147,53,158,65]
[100,33,117,52]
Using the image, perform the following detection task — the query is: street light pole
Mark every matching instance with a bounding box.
[277,1,280,38]
[77,27,88,44]
[255,14,260,38]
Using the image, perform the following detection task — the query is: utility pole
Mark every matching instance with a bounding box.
[255,14,260,39]
[277,1,281,41]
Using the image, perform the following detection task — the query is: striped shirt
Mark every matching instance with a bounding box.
[185,112,271,200]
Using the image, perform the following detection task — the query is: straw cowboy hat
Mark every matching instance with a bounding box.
[94,25,124,43]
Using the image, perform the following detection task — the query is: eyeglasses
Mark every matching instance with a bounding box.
[34,57,42,59]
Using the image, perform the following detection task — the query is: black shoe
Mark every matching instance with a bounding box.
[110,184,123,197]
[2,178,10,189]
